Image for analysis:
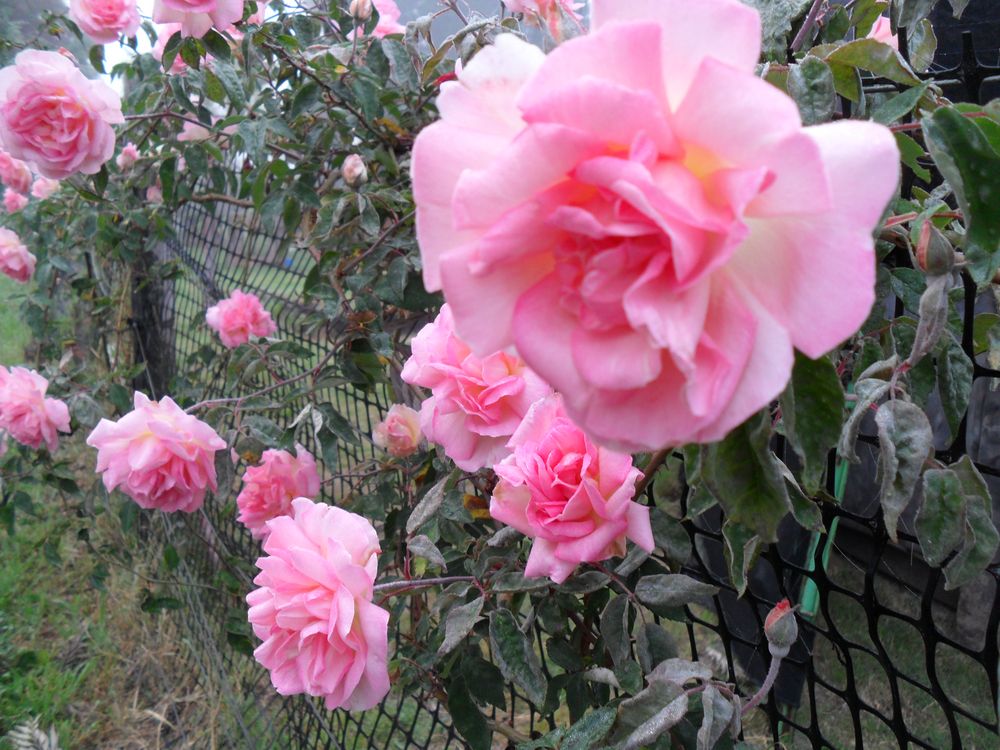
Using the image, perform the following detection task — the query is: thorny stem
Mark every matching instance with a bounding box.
[635,448,671,497]
[790,0,826,53]
[740,651,784,715]
[373,575,476,595]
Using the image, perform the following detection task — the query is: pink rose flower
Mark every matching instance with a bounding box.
[153,0,245,38]
[146,183,164,203]
[371,0,405,37]
[0,367,71,452]
[0,227,35,283]
[0,50,122,180]
[372,404,422,458]
[178,120,212,142]
[236,444,321,539]
[30,178,60,200]
[246,498,391,711]
[401,305,552,471]
[342,153,368,187]
[86,392,227,512]
[0,151,32,194]
[489,395,652,583]
[69,0,141,44]
[868,17,899,50]
[205,289,277,347]
[411,0,899,451]
[3,189,27,213]
[116,142,139,170]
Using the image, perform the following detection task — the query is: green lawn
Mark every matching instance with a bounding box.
[0,275,30,366]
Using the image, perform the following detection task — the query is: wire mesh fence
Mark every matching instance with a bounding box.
[139,29,1000,750]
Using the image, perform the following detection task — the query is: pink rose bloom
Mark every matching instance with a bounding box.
[86,392,227,512]
[3,190,27,213]
[0,151,32,194]
[342,153,368,187]
[116,142,139,170]
[0,227,35,283]
[69,0,141,44]
[490,395,652,583]
[178,120,212,142]
[236,444,321,539]
[0,367,71,452]
[153,0,245,38]
[411,0,899,452]
[401,305,552,471]
[146,183,164,203]
[371,0,405,37]
[0,50,123,180]
[30,177,60,199]
[205,289,277,347]
[372,404,422,458]
[246,498,391,711]
[867,17,899,50]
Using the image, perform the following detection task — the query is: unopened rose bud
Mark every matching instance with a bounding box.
[373,404,422,458]
[763,598,798,658]
[915,222,955,277]
[350,0,373,21]
[342,153,368,188]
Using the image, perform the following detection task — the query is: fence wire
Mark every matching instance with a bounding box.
[140,30,1000,750]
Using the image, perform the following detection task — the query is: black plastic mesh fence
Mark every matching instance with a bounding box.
[139,28,1000,750]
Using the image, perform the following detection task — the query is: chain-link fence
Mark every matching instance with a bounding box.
[138,28,1000,750]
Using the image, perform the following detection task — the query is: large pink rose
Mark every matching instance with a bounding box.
[69,0,141,44]
[411,0,899,451]
[152,0,245,38]
[205,289,277,347]
[0,227,35,283]
[86,392,227,512]
[246,498,391,711]
[490,395,652,583]
[0,151,31,194]
[236,444,321,539]
[372,404,422,458]
[0,367,71,452]
[401,305,551,471]
[0,50,123,180]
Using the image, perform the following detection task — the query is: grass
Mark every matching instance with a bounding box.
[0,275,31,366]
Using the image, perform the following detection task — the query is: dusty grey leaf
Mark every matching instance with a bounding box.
[407,535,446,570]
[583,667,621,690]
[636,574,719,611]
[839,378,892,462]
[917,469,967,567]
[648,658,713,687]
[489,609,547,705]
[601,595,631,667]
[697,685,735,750]
[622,693,690,750]
[438,596,484,656]
[875,400,934,542]
[406,474,451,534]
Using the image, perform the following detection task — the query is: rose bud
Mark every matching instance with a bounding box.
[342,153,368,188]
[350,0,373,21]
[763,598,799,658]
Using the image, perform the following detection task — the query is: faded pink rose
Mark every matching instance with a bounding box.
[116,142,139,170]
[153,0,245,38]
[178,121,212,142]
[342,153,368,187]
[236,444,321,539]
[3,189,26,213]
[373,404,422,458]
[30,178,60,199]
[86,392,227,512]
[0,227,35,283]
[401,305,551,471]
[0,50,123,179]
[146,183,164,203]
[69,0,141,44]
[371,0,405,37]
[490,395,652,583]
[247,497,391,711]
[411,0,899,451]
[152,24,189,73]
[868,17,899,50]
[0,151,31,194]
[205,289,277,347]
[0,367,71,452]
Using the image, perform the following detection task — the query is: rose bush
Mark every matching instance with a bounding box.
[0,1,997,748]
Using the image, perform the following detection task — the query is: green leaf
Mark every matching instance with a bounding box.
[635,574,719,611]
[740,0,813,60]
[622,693,690,750]
[447,676,492,750]
[894,132,932,182]
[408,534,446,570]
[873,83,930,125]
[201,28,232,61]
[489,609,547,705]
[942,456,1000,590]
[909,19,937,74]
[702,412,791,542]
[825,38,921,86]
[212,59,247,110]
[636,622,678,674]
[936,336,973,443]
[141,593,184,613]
[462,654,507,710]
[922,106,1000,284]
[787,56,837,125]
[406,473,451,534]
[609,681,685,747]
[722,521,762,598]
[892,0,936,30]
[839,378,892,463]
[917,469,967,566]
[874,400,934,542]
[381,38,419,91]
[562,706,618,750]
[781,352,845,494]
[600,594,631,667]
[697,685,735,750]
[438,596,484,656]
[203,69,227,104]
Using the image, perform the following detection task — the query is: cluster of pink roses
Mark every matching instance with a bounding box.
[0,151,60,215]
[0,228,33,284]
